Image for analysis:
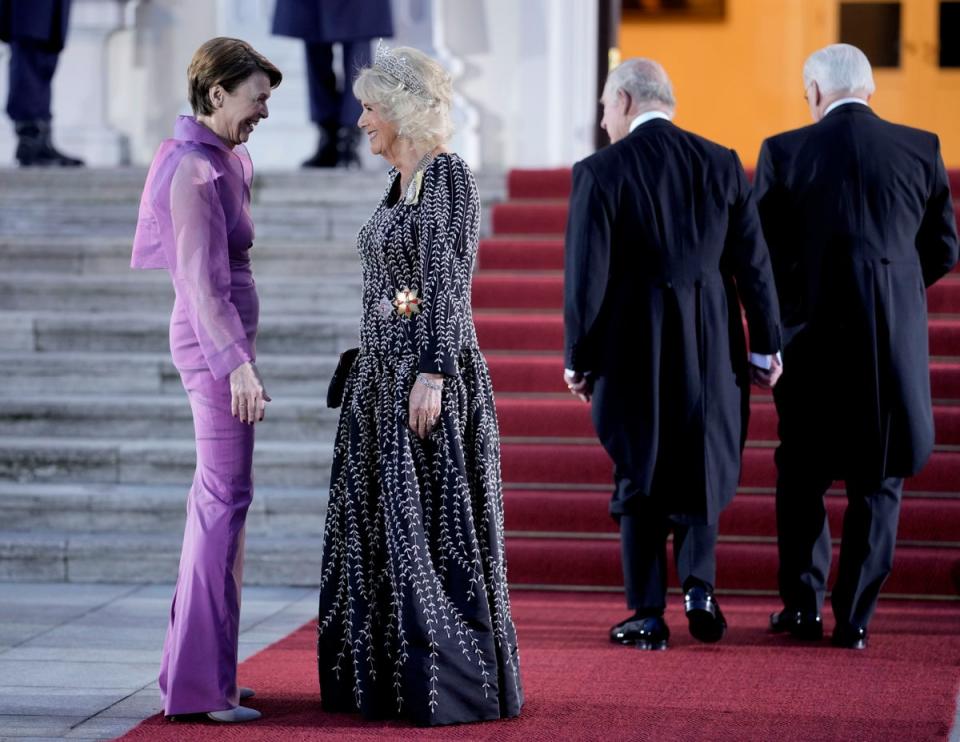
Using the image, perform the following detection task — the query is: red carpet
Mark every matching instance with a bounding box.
[478,168,960,601]
[116,170,960,740]
[118,592,960,741]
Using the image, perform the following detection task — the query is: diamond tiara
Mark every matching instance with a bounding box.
[373,40,430,99]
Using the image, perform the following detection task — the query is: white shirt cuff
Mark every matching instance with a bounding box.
[749,351,782,370]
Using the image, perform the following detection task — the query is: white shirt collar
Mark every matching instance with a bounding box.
[824,97,870,116]
[629,110,673,133]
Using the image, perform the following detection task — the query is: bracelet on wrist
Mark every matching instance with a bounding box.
[416,374,443,391]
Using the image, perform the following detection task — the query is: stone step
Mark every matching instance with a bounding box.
[2,395,339,441]
[0,167,507,205]
[253,170,507,205]
[0,273,363,313]
[0,311,359,354]
[0,530,323,585]
[0,203,382,241]
[0,437,334,487]
[0,481,326,536]
[0,168,387,204]
[0,170,505,239]
[0,236,362,276]
[1,351,338,397]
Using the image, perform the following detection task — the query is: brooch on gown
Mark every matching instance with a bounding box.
[392,287,422,318]
[403,170,424,205]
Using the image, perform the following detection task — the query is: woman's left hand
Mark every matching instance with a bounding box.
[409,373,443,439]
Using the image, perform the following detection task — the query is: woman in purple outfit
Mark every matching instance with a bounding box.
[131,37,281,723]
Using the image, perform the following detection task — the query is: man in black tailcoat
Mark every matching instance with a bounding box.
[563,58,782,650]
[272,0,393,168]
[755,44,959,649]
[0,0,82,166]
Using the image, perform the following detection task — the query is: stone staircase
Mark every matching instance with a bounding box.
[0,167,506,586]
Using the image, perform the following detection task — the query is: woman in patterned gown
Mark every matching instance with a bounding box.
[317,45,523,727]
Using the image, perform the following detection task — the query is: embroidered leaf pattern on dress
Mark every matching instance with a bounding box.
[317,154,523,726]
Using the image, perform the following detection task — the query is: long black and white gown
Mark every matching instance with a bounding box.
[317,153,524,727]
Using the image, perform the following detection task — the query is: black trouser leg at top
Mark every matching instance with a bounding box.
[339,41,371,128]
[831,476,903,629]
[774,440,833,616]
[620,509,719,613]
[304,42,338,126]
[620,513,669,615]
[673,520,718,593]
[7,40,59,121]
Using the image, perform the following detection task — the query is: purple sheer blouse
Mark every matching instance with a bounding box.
[132,116,256,379]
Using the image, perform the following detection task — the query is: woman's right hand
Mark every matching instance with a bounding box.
[230,361,270,424]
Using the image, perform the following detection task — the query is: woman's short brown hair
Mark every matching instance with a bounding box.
[188,37,282,116]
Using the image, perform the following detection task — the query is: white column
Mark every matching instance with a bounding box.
[387,0,480,168]
[213,0,316,169]
[440,0,598,170]
[107,0,218,166]
[0,44,11,163]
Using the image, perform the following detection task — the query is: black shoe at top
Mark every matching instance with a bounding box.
[610,614,669,651]
[769,609,824,641]
[831,624,868,650]
[684,585,727,643]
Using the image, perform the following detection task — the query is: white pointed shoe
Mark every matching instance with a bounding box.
[239,687,255,700]
[206,706,261,723]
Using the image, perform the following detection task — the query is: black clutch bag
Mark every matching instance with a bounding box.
[326,347,360,408]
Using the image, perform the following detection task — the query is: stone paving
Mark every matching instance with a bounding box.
[0,582,317,740]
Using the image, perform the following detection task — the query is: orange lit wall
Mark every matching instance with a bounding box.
[619,0,960,167]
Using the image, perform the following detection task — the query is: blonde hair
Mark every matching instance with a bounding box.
[352,46,453,149]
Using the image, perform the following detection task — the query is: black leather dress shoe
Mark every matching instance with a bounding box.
[610,615,669,650]
[684,586,727,643]
[769,609,823,640]
[831,624,868,650]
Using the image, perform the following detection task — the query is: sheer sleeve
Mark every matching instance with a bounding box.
[168,152,252,379]
[415,155,477,377]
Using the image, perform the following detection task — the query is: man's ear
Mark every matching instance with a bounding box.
[811,81,822,108]
[619,88,632,116]
[209,84,224,109]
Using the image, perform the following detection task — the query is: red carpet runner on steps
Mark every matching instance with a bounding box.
[120,169,960,739]
[479,167,960,600]
[120,594,960,740]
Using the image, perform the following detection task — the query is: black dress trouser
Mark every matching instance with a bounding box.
[773,328,905,630]
[6,39,60,121]
[774,436,903,630]
[620,503,718,614]
[304,40,371,128]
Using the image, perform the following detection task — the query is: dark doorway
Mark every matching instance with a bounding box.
[839,2,902,68]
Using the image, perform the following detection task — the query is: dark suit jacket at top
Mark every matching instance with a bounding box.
[564,119,782,523]
[0,0,71,51]
[754,104,959,481]
[272,0,393,44]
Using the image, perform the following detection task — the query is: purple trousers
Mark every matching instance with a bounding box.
[159,298,255,716]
